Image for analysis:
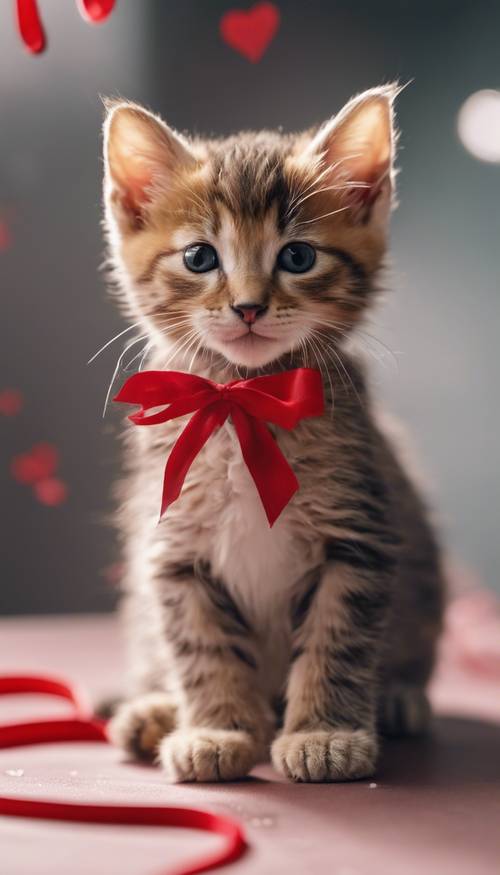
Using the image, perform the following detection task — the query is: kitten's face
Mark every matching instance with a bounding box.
[104,88,396,371]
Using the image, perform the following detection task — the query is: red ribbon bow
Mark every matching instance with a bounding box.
[114,368,324,527]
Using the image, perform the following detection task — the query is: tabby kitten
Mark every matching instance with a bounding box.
[103,85,444,783]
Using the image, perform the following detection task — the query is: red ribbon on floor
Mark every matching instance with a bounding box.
[0,674,247,875]
[114,368,324,526]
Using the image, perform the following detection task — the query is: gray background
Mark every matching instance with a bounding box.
[1,1,498,615]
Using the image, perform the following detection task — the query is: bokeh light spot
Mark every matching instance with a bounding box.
[458,89,500,163]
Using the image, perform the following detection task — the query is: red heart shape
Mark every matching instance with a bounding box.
[11,442,59,484]
[34,476,68,507]
[0,220,11,251]
[0,389,23,416]
[220,2,280,63]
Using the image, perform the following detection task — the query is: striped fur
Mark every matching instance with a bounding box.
[103,87,445,783]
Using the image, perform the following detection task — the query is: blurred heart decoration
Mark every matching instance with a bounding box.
[33,477,68,507]
[220,2,280,62]
[0,389,23,416]
[0,219,12,251]
[10,442,68,507]
[11,442,59,484]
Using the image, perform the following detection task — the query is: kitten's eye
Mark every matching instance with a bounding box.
[183,243,219,273]
[277,242,316,274]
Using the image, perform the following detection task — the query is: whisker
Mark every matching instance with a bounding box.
[161,329,200,370]
[102,333,150,418]
[298,336,310,368]
[286,153,369,224]
[355,328,400,372]
[286,165,332,214]
[308,333,335,418]
[138,342,154,372]
[178,332,201,372]
[318,339,364,407]
[288,181,368,214]
[293,206,349,228]
[301,321,353,397]
[87,322,141,364]
[124,340,151,372]
[303,314,400,374]
[187,333,204,373]
[304,336,323,397]
[156,318,195,334]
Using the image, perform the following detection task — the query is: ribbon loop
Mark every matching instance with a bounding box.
[114,367,324,526]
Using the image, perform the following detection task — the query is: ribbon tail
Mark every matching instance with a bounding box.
[17,0,46,53]
[230,407,299,527]
[160,404,228,520]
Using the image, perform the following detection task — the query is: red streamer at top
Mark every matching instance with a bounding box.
[15,0,116,54]
[79,0,116,23]
[16,0,44,53]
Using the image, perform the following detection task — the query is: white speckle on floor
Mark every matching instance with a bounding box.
[250,815,275,828]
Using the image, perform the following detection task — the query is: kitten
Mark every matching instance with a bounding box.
[103,85,444,783]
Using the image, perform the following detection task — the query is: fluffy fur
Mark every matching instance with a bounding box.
[102,85,444,783]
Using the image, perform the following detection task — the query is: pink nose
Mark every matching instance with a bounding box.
[231,303,268,324]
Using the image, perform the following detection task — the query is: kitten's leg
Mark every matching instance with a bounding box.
[272,558,392,783]
[376,601,441,737]
[107,589,180,760]
[156,562,273,783]
[377,683,431,737]
[107,692,178,761]
[378,547,444,737]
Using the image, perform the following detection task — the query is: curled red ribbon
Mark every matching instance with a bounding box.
[114,368,324,527]
[0,674,246,875]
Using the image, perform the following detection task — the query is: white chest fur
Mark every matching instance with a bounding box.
[202,423,306,695]
[204,424,297,612]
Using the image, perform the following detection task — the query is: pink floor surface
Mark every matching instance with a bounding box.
[1,614,499,875]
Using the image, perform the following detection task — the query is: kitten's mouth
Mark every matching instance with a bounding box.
[207,326,289,368]
[226,329,277,346]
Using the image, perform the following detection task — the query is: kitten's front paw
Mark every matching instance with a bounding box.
[159,728,259,783]
[107,692,177,761]
[271,729,378,783]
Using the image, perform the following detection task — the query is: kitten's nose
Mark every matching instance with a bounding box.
[231,302,268,324]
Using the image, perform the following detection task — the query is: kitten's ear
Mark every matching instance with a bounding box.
[103,100,196,233]
[303,85,398,227]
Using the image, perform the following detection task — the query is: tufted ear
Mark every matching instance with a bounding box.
[103,100,196,233]
[303,85,399,228]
